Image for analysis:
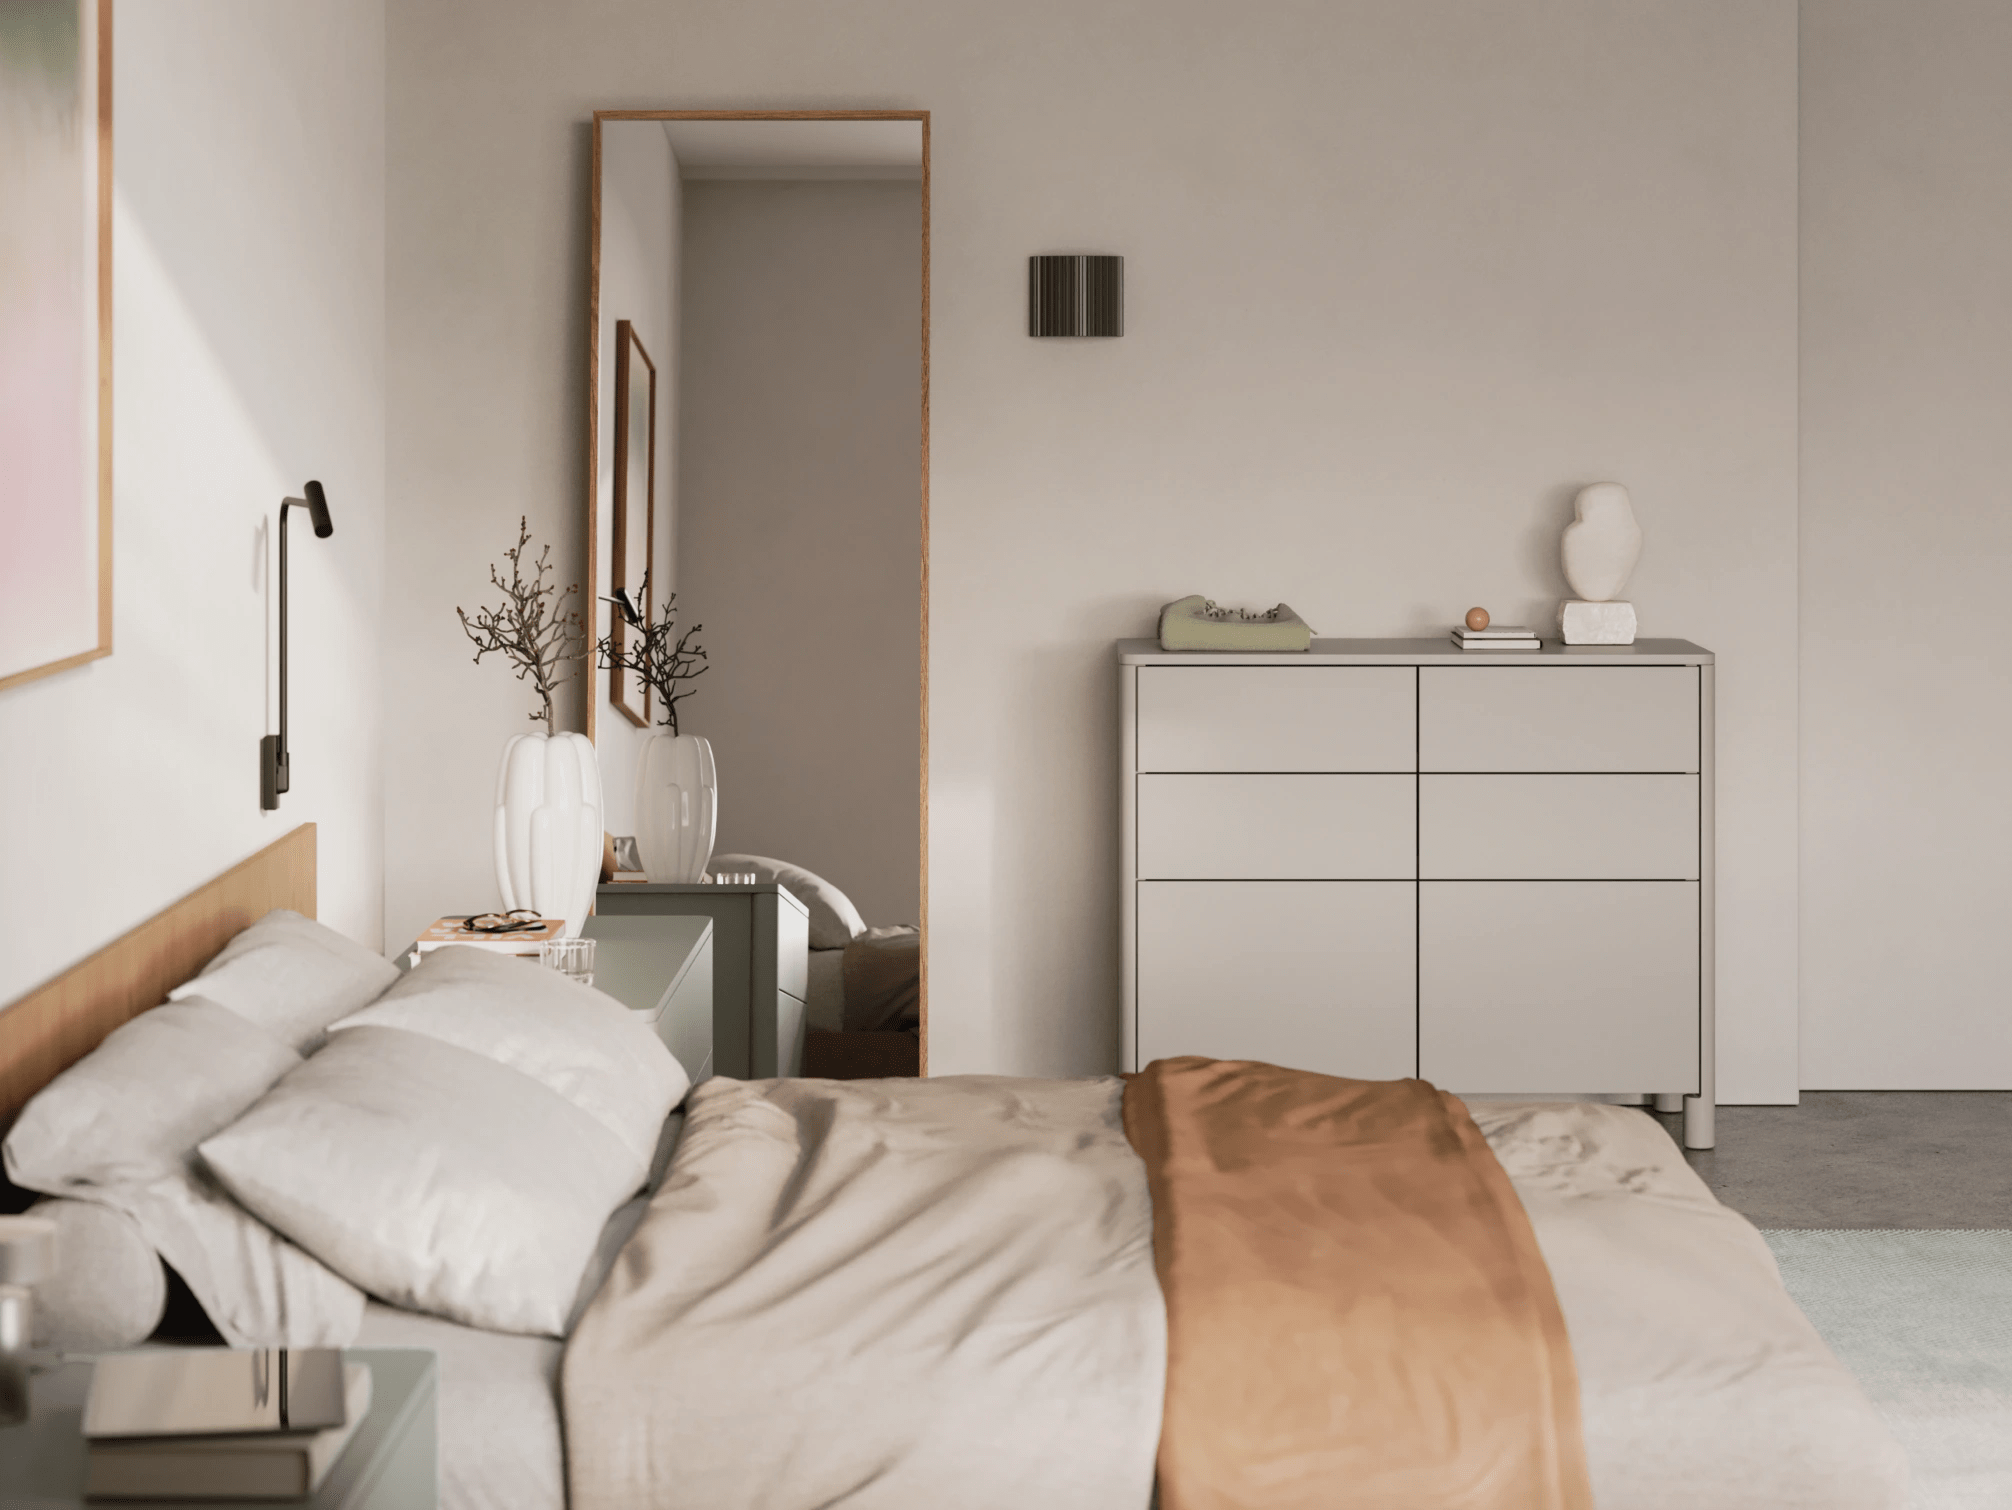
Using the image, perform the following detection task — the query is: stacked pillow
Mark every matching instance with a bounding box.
[4,911,392,1345]
[6,913,689,1346]
[202,946,689,1337]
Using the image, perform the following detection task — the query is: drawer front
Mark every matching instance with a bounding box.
[1137,881,1416,1078]
[1138,666,1415,772]
[1420,774,1698,879]
[1418,881,1698,1093]
[1137,774,1415,879]
[1419,666,1697,772]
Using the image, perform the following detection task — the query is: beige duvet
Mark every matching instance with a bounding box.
[565,1076,1907,1510]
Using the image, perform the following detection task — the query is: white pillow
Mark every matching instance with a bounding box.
[169,909,399,1054]
[2,999,365,1347]
[709,854,867,949]
[329,946,688,1169]
[201,1026,647,1337]
[24,1199,167,1351]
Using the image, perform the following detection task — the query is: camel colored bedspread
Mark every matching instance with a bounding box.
[1123,1058,1594,1510]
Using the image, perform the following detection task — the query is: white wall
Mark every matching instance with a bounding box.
[1799,1,2012,1087]
[384,0,1801,1099]
[591,122,680,838]
[0,0,386,1003]
[678,179,923,927]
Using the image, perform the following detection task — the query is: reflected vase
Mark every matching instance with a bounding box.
[494,731,605,938]
[634,732,717,884]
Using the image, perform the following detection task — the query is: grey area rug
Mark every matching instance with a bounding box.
[1763,1231,2012,1510]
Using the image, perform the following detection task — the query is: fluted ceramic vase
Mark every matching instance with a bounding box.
[634,733,717,884]
[494,731,604,938]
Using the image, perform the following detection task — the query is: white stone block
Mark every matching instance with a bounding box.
[1560,599,1637,644]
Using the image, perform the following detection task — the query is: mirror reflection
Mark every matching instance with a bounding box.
[589,115,925,1079]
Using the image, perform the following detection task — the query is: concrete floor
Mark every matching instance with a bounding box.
[1649,1092,2012,1228]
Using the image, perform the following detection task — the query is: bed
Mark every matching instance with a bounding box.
[0,828,1909,1509]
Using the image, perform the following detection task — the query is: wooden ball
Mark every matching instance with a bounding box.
[1465,607,1490,631]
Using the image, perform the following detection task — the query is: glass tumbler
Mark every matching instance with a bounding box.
[540,937,596,988]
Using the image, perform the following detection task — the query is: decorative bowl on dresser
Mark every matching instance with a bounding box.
[1118,636,1716,1149]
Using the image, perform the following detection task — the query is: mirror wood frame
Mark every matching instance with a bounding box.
[585,109,931,1071]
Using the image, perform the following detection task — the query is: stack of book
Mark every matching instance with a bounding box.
[83,1348,369,1500]
[411,914,563,963]
[1451,624,1541,651]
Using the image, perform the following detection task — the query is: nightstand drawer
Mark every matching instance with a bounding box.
[1137,666,1414,772]
[1137,774,1415,878]
[1419,666,1697,772]
[1420,774,1698,879]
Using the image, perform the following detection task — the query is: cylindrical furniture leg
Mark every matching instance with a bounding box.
[1653,1092,1685,1113]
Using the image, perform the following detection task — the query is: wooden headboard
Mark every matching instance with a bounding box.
[0,824,317,1127]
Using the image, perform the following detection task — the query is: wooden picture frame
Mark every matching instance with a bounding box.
[609,319,656,727]
[0,0,114,693]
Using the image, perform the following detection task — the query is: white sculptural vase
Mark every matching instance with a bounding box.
[633,732,717,884]
[494,731,604,938]
[1560,481,1643,644]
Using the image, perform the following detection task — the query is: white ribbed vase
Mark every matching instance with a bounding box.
[493,731,604,938]
[633,733,717,884]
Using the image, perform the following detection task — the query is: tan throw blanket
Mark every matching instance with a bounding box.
[1123,1058,1593,1510]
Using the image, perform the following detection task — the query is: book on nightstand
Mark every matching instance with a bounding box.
[411,914,563,960]
[85,1355,370,1501]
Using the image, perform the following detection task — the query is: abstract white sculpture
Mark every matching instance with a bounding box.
[633,732,717,884]
[494,731,604,938]
[1560,482,1642,644]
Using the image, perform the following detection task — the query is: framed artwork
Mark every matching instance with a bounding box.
[609,320,656,727]
[0,0,112,692]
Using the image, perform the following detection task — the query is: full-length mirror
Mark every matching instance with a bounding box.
[587,112,927,1080]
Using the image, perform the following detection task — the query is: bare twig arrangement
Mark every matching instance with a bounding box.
[595,575,708,735]
[456,517,585,734]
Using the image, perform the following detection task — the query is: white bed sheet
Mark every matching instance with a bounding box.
[355,1299,565,1510]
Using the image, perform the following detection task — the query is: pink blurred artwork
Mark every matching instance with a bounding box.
[0,0,110,690]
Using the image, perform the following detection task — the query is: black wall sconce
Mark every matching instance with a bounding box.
[260,481,334,811]
[1029,254,1123,337]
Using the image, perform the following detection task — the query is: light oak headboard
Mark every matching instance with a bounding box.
[0,824,317,1127]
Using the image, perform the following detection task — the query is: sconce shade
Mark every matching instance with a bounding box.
[1029,255,1123,337]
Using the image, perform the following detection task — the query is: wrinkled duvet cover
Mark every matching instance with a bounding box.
[563,1073,1907,1510]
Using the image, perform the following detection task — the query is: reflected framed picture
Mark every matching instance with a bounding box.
[609,320,656,727]
[0,0,112,692]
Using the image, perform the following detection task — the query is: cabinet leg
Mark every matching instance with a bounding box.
[1652,1092,1684,1114]
[1683,1094,1715,1150]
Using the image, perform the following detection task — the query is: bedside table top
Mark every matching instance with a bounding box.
[0,1348,437,1510]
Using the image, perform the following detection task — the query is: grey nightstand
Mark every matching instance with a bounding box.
[595,883,808,1078]
[0,1348,437,1509]
[581,914,715,1083]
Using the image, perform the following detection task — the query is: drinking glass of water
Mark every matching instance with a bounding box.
[540,937,596,988]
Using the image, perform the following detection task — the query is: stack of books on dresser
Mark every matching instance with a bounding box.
[83,1348,369,1500]
[1451,624,1541,651]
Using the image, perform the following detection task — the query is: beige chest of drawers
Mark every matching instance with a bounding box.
[1118,637,1716,1148]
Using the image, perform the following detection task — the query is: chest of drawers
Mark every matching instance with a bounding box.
[1118,638,1715,1148]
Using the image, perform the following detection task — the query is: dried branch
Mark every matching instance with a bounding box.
[456,517,585,734]
[594,575,708,735]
